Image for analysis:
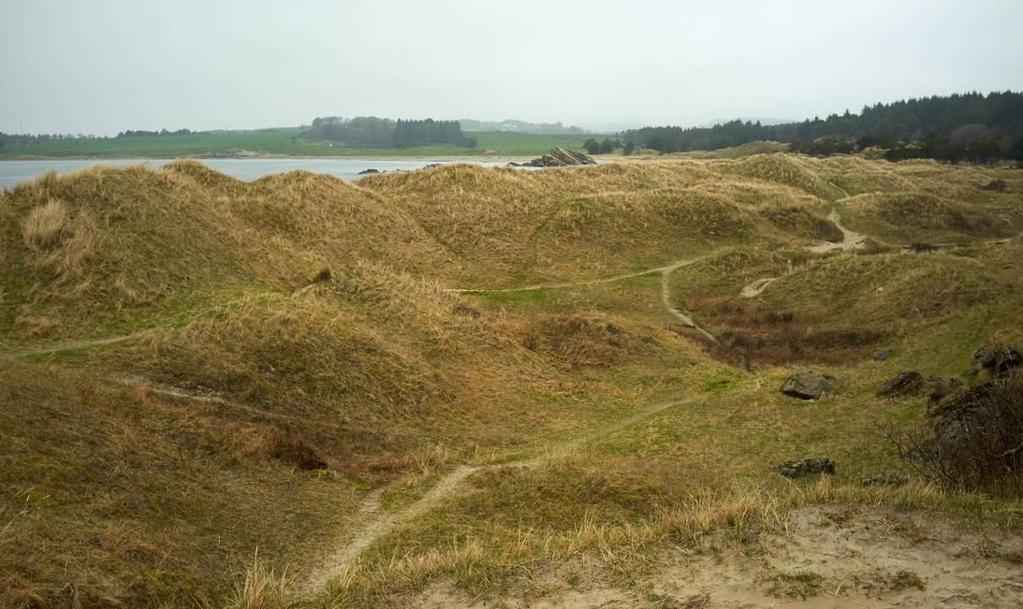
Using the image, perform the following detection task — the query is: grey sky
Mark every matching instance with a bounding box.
[2,0,1022,135]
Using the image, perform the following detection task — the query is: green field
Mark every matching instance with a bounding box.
[0,128,593,159]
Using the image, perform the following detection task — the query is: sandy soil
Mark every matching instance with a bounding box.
[740,277,780,298]
[407,504,1023,608]
[808,210,867,254]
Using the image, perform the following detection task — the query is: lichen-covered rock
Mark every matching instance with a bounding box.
[877,370,925,397]
[777,457,836,478]
[781,370,834,400]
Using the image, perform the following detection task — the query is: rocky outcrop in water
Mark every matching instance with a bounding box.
[515,147,596,167]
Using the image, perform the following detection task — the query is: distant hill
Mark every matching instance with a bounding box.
[458,119,587,134]
[623,91,1023,163]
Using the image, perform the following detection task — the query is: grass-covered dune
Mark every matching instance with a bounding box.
[2,154,1023,607]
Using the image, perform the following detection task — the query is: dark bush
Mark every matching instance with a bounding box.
[894,377,1023,494]
[312,267,332,283]
[981,179,1008,192]
[269,431,329,470]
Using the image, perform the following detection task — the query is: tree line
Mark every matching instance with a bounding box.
[116,128,193,138]
[621,91,1023,163]
[583,138,623,155]
[0,132,103,149]
[303,116,476,148]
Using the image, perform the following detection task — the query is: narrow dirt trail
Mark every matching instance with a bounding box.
[447,257,707,294]
[809,183,865,254]
[829,180,852,199]
[301,396,698,595]
[303,465,482,592]
[659,266,718,343]
[739,181,864,298]
[449,255,720,341]
[808,209,867,254]
[108,374,301,423]
[1,332,150,360]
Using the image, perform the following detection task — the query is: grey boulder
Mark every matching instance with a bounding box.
[781,370,834,400]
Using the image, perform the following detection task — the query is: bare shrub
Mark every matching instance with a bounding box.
[894,377,1023,494]
[22,199,70,250]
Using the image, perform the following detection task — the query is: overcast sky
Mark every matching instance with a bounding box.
[2,0,1022,135]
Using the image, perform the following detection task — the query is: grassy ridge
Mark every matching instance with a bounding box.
[0,129,591,159]
[2,154,1022,607]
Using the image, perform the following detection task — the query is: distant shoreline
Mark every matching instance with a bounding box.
[0,153,534,163]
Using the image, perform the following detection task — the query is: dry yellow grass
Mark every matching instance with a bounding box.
[358,160,840,283]
[311,474,976,609]
[21,198,69,250]
[2,154,1022,608]
[710,153,840,199]
[223,555,297,609]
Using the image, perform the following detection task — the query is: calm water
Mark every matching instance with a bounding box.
[0,158,516,189]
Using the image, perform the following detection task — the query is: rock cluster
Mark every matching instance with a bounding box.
[514,147,596,168]
[970,345,1021,377]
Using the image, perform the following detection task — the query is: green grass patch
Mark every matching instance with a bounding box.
[0,129,592,159]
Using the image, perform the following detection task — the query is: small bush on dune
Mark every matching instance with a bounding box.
[22,199,70,251]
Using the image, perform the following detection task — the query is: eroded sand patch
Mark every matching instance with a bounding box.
[405,504,1023,609]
